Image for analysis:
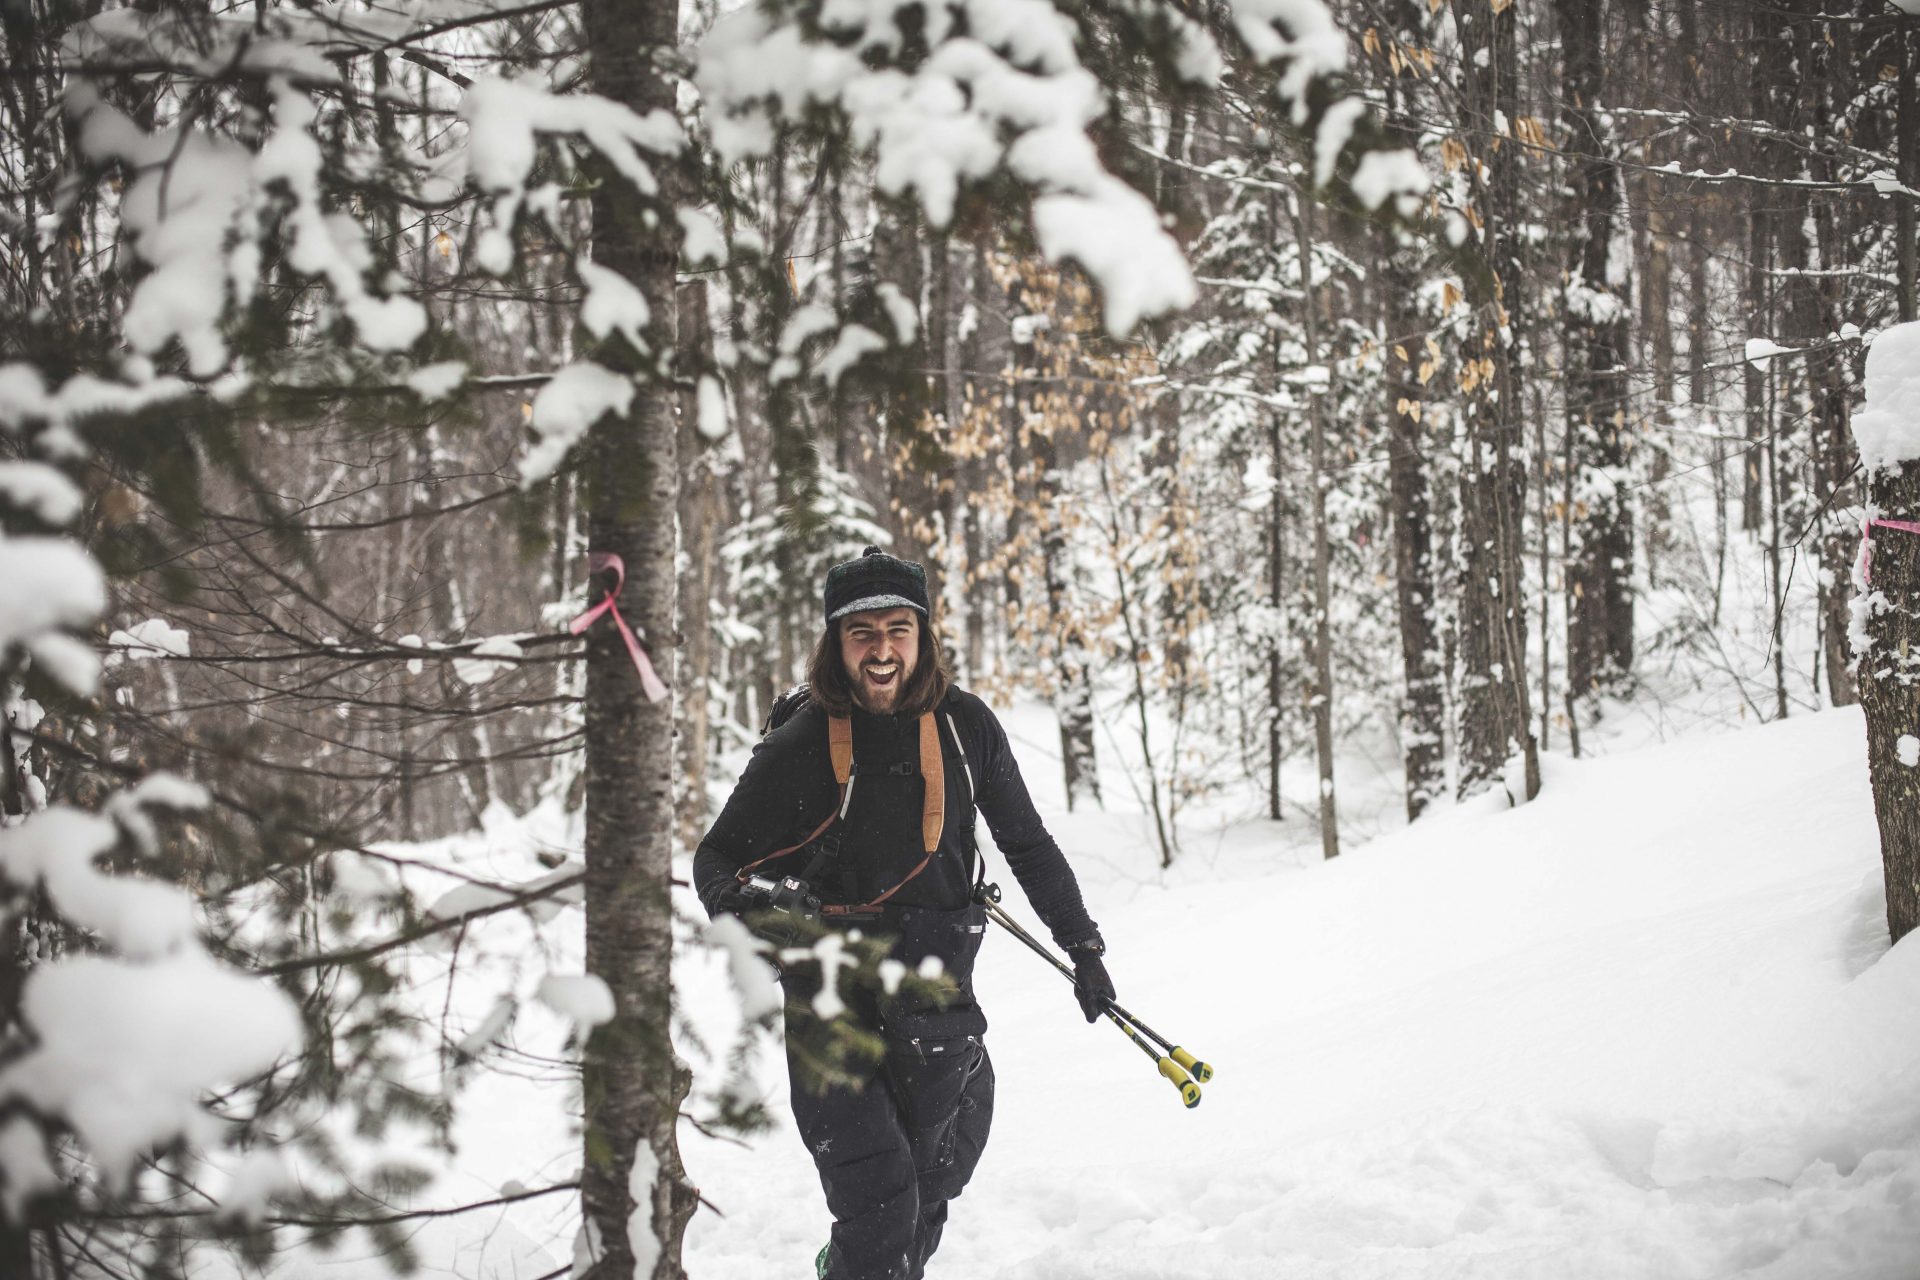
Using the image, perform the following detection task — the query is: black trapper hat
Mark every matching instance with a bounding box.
[823,546,931,623]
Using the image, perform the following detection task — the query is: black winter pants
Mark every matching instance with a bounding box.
[782,905,995,1280]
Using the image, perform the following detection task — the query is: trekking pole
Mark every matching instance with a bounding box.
[981,899,1214,1082]
[980,898,1211,1108]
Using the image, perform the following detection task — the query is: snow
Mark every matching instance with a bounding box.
[577,259,652,355]
[522,362,635,484]
[696,375,731,442]
[1349,148,1429,213]
[0,807,195,959]
[108,616,191,664]
[256,81,426,352]
[1853,321,1920,472]
[816,323,888,387]
[0,461,83,525]
[460,76,682,199]
[454,634,527,685]
[1029,185,1198,335]
[0,951,302,1181]
[695,0,1197,337]
[1900,735,1919,768]
[0,364,192,448]
[535,973,616,1032]
[407,361,469,401]
[661,706,1920,1280]
[629,1139,661,1276]
[0,536,106,693]
[1228,0,1347,123]
[258,579,1920,1278]
[1311,96,1366,189]
[677,207,728,268]
[0,1118,58,1220]
[1745,336,1797,369]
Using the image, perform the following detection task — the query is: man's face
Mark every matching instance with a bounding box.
[839,607,921,713]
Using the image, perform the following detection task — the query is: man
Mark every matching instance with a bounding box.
[694,546,1115,1280]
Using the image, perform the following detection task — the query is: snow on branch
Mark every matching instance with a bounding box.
[696,0,1199,335]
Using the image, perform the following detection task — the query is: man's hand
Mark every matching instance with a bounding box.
[701,877,755,922]
[1068,941,1115,1023]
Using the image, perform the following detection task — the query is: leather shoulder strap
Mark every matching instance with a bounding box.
[919,711,944,854]
[828,714,853,784]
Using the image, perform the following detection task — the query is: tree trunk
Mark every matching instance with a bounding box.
[1455,0,1538,801]
[677,280,719,849]
[1295,197,1339,859]
[1900,21,1917,326]
[1378,0,1443,821]
[1860,459,1920,945]
[1557,0,1635,700]
[579,0,698,1271]
[1034,409,1101,810]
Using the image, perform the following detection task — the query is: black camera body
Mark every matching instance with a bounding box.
[742,874,823,924]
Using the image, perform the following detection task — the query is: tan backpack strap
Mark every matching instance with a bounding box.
[828,714,853,784]
[919,711,944,853]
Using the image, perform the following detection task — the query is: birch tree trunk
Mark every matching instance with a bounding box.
[579,0,698,1271]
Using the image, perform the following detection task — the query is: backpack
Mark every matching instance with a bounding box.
[744,684,982,911]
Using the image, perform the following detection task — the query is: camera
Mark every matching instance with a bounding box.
[742,874,823,923]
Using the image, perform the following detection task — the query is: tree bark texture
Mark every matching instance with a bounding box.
[1296,198,1339,859]
[1454,0,1538,802]
[1034,413,1101,810]
[677,280,719,850]
[1377,0,1443,821]
[1859,463,1920,946]
[580,0,698,1273]
[1556,0,1635,699]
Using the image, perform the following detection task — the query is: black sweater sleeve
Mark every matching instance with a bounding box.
[959,692,1102,951]
[690,709,837,918]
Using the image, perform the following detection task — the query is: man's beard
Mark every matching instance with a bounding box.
[855,661,905,712]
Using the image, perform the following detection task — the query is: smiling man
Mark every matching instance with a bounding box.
[693,546,1115,1280]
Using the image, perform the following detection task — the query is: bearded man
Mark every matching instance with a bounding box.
[694,546,1114,1280]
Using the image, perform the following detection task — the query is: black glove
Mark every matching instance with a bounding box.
[1069,941,1115,1023]
[701,877,754,922]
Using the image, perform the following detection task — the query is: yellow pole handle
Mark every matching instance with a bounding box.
[1157,1056,1202,1109]
[1170,1047,1213,1083]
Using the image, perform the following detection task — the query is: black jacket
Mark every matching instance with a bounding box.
[693,686,1100,950]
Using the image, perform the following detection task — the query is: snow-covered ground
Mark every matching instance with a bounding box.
[273,690,1920,1279]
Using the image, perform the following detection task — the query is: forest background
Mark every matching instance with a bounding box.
[1,0,1917,1276]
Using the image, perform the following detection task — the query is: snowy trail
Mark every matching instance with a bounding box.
[680,707,1920,1280]
[266,704,1920,1279]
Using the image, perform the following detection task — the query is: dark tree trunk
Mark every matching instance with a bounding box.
[1801,22,1859,708]
[1033,407,1101,811]
[678,280,720,849]
[1377,0,1443,821]
[1557,0,1635,700]
[1901,21,1918,326]
[1454,0,1538,802]
[1295,197,1339,859]
[579,0,698,1272]
[1860,459,1920,946]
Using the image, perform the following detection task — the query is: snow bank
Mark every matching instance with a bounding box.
[1853,320,1920,472]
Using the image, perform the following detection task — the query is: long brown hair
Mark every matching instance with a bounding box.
[805,613,952,718]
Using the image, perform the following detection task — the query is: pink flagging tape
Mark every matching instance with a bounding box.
[568,552,669,703]
[1860,518,1920,587]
